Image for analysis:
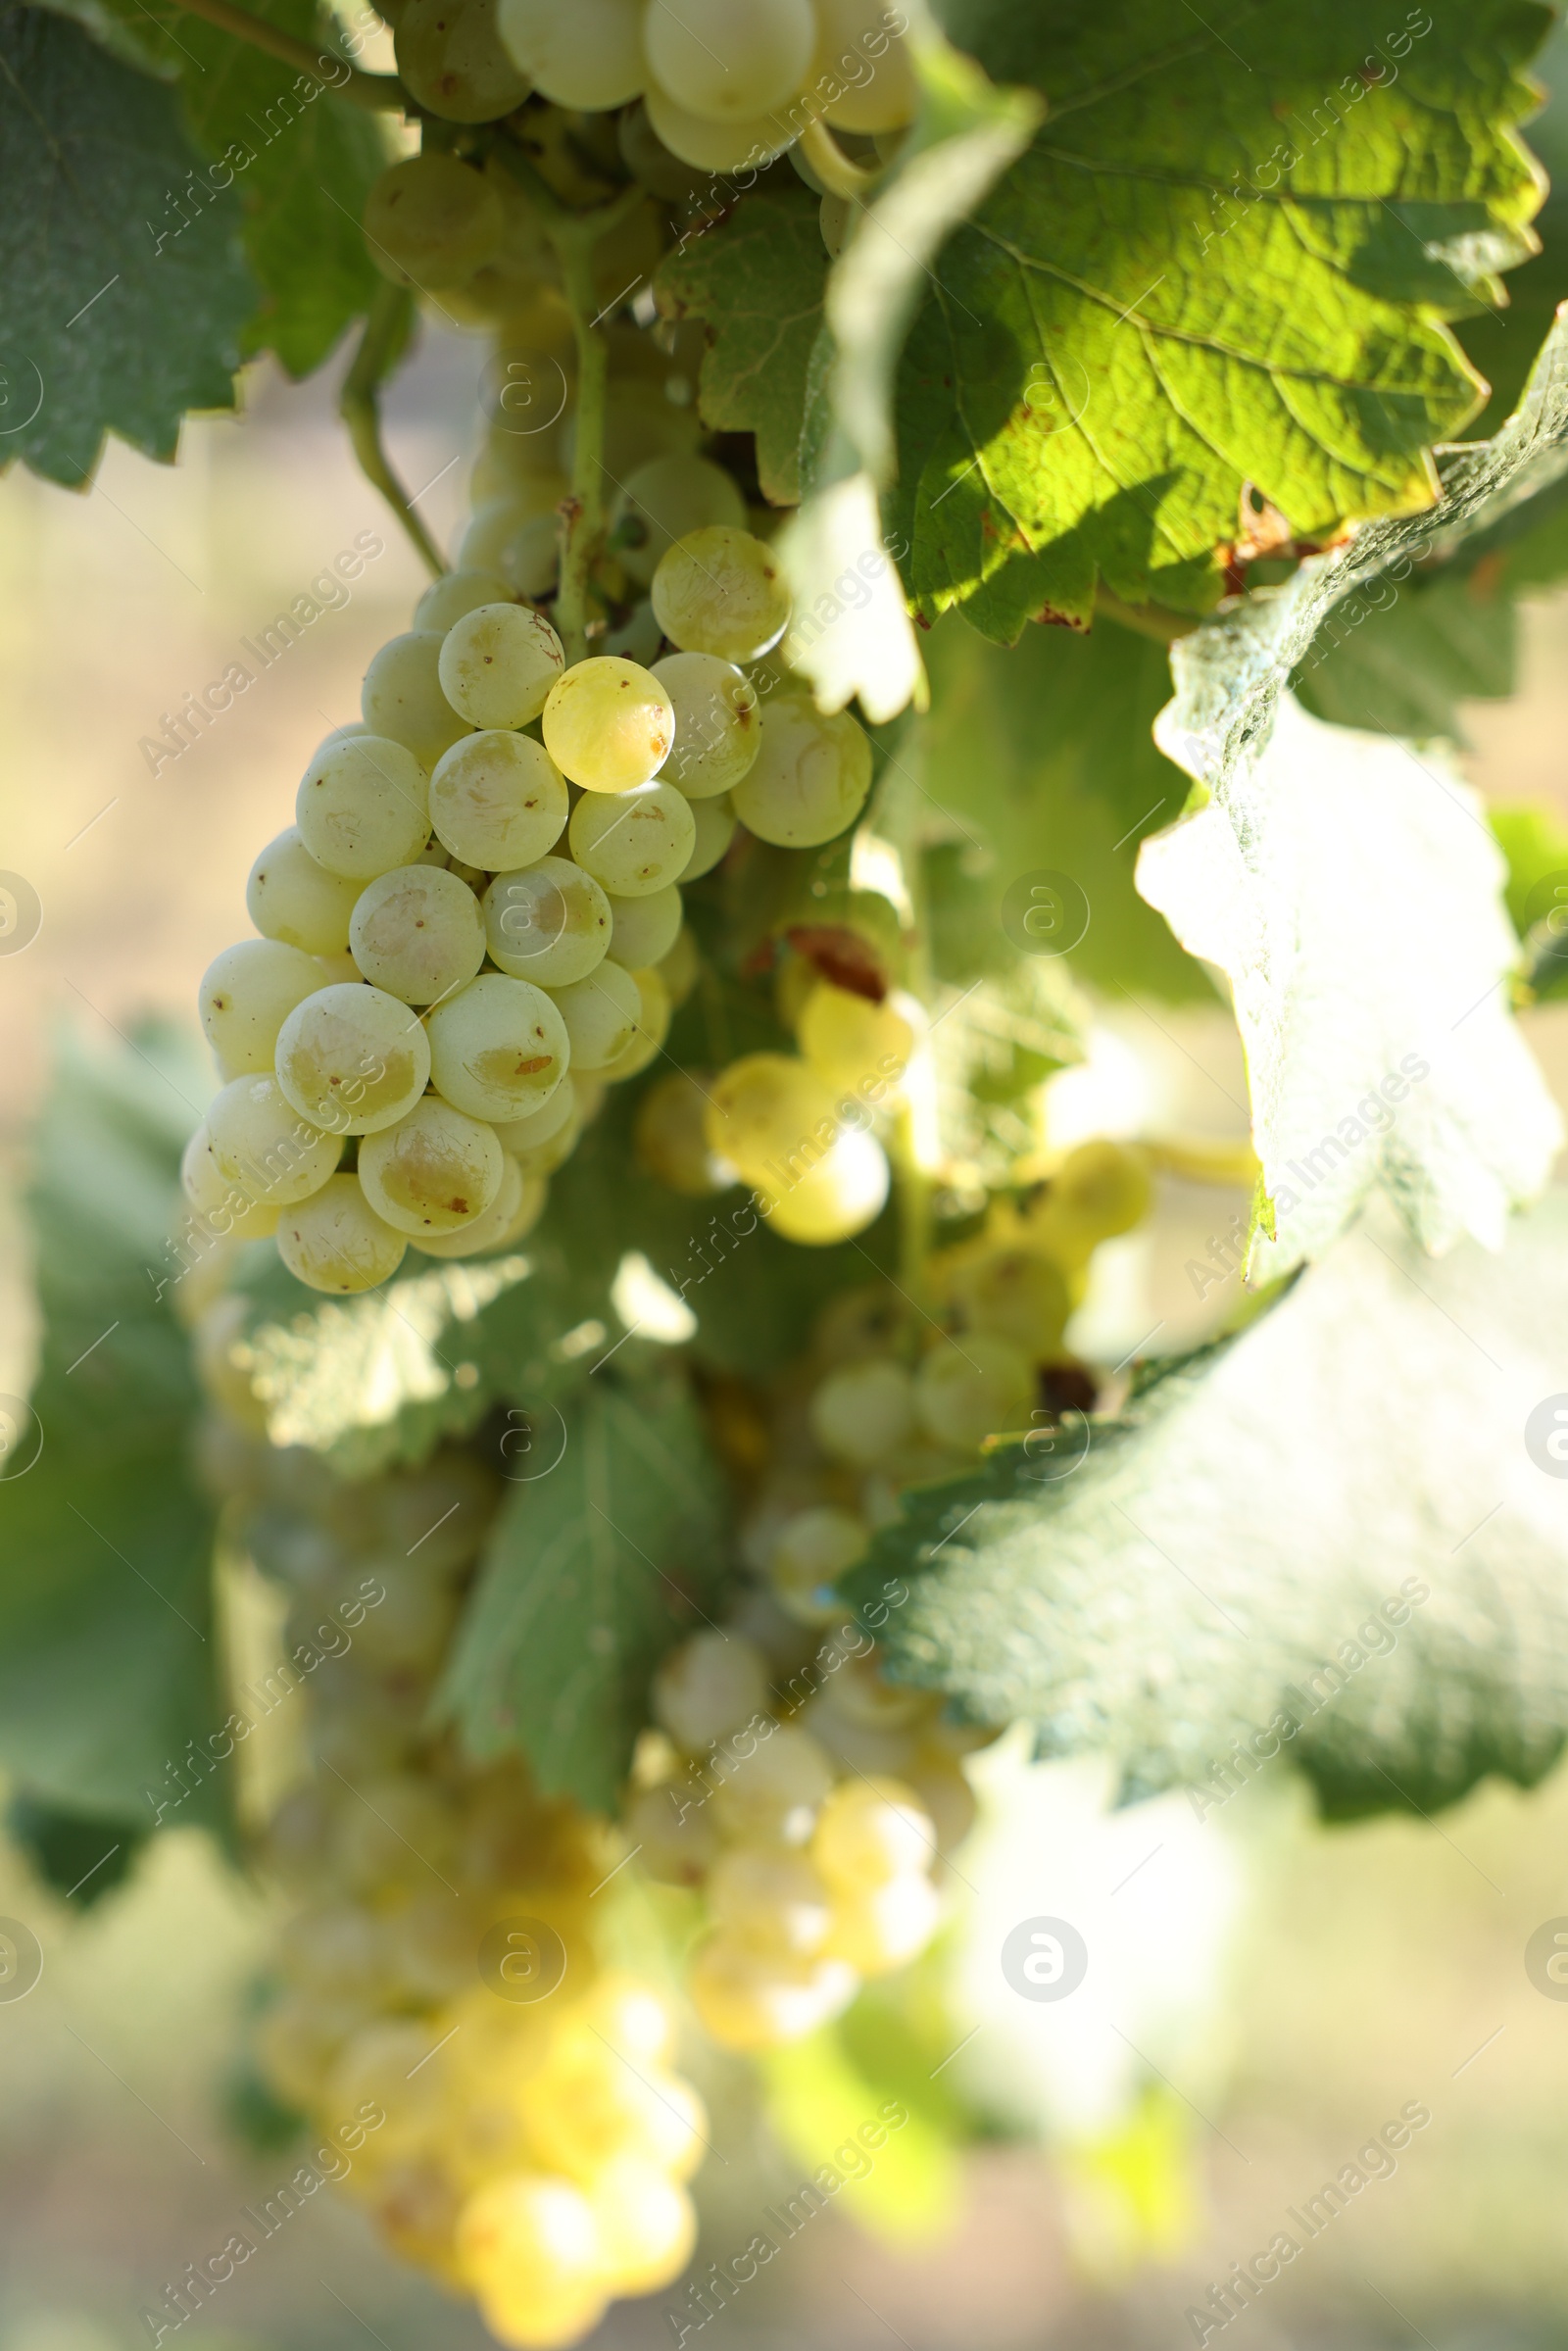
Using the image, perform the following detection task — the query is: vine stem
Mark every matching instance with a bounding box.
[1095,590,1200,645]
[167,0,405,109]
[799,118,880,200]
[550,235,611,664]
[341,283,446,579]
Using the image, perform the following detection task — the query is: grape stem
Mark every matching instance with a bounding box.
[166,0,406,110]
[341,283,447,580]
[488,153,646,662]
[799,119,881,201]
[1095,591,1200,645]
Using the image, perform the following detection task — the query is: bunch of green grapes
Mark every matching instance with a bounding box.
[492,0,916,172]
[188,378,882,1292]
[625,1622,973,2052]
[196,1412,706,2349]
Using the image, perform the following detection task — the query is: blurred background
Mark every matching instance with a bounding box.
[6,236,1568,2351]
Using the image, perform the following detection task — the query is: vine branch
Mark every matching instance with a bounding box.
[340,283,446,579]
[166,0,406,110]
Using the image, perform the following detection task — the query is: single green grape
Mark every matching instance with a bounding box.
[650,527,792,663]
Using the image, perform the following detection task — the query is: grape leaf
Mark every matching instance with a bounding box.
[657,187,826,506]
[845,1194,1568,1822]
[1453,11,1568,438]
[780,31,1039,720]
[1139,313,1568,1280]
[436,1372,727,1812]
[177,0,388,378]
[892,0,1551,640]
[0,6,254,483]
[905,612,1215,1003]
[0,1026,226,1831]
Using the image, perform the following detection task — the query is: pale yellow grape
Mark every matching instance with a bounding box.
[438,602,564,728]
[362,151,503,287]
[651,526,791,662]
[644,81,798,170]
[606,884,681,969]
[414,567,514,632]
[590,2161,696,2298]
[179,1125,281,1239]
[812,1777,936,1889]
[708,1848,833,1957]
[659,923,700,1006]
[759,1126,890,1244]
[525,2021,708,2178]
[312,951,363,985]
[357,1097,504,1236]
[704,1052,837,1187]
[456,2175,605,2327]
[945,1245,1071,1359]
[559,378,700,483]
[199,938,323,1078]
[295,734,430,882]
[679,794,737,881]
[811,0,918,130]
[548,960,639,1072]
[652,652,760,798]
[568,782,694,898]
[275,1175,409,1294]
[798,980,913,1093]
[688,1939,857,2050]
[274,983,432,1136]
[653,1630,769,1751]
[494,511,560,599]
[623,1781,718,1886]
[824,1872,941,1974]
[541,658,674,793]
[415,1156,549,1256]
[633,1070,725,1195]
[484,857,611,985]
[808,1357,914,1467]
[597,966,670,1082]
[348,865,486,1004]
[613,455,747,587]
[472,416,568,504]
[430,730,567,870]
[710,1722,834,1845]
[362,632,470,769]
[731,692,871,848]
[1027,1139,1153,1263]
[461,481,569,574]
[769,1504,867,1621]
[247,827,363,955]
[618,96,704,197]
[492,1074,577,1154]
[426,970,569,1120]
[206,1074,341,1204]
[496,0,645,107]
[394,0,529,121]
[645,0,812,120]
[914,1332,1035,1452]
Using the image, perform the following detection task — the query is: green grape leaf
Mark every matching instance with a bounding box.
[1138,314,1568,1279]
[893,0,1551,640]
[29,0,183,76]
[781,31,1040,721]
[903,612,1215,1003]
[177,0,388,378]
[846,1194,1568,1822]
[0,1026,226,1832]
[0,8,254,484]
[5,1793,149,1907]
[436,1371,727,1813]
[1453,12,1568,438]
[656,188,827,506]
[1292,561,1518,740]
